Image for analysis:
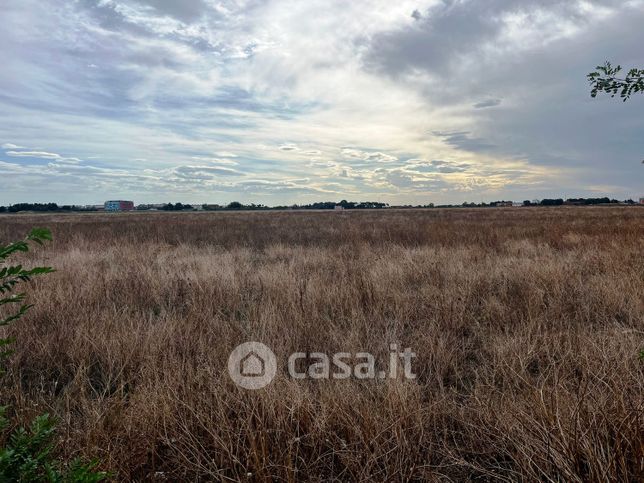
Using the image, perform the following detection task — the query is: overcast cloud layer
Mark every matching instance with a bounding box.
[1,0,642,205]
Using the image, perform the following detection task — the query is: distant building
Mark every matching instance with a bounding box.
[495,201,513,207]
[136,203,165,211]
[639,197,644,205]
[334,205,345,211]
[104,200,134,212]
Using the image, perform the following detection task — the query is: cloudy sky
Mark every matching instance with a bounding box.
[1,0,642,205]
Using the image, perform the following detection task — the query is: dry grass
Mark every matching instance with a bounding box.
[0,207,642,481]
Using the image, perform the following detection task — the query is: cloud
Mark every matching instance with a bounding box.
[173,165,243,179]
[473,99,502,109]
[190,156,238,166]
[125,0,209,23]
[0,160,31,174]
[5,149,83,164]
[341,148,398,164]
[385,170,414,188]
[0,0,642,205]
[407,159,471,174]
[367,0,625,79]
[6,150,62,159]
[432,132,496,153]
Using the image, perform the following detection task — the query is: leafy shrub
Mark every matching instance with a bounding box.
[0,229,108,482]
[0,409,107,482]
[1,229,54,366]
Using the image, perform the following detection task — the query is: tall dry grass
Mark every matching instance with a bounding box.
[0,207,642,481]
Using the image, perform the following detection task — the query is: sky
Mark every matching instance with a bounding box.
[1,0,642,205]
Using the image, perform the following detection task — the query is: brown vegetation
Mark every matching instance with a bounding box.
[0,207,643,481]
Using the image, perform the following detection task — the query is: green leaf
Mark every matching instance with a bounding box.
[0,304,33,327]
[0,294,26,306]
[26,228,53,245]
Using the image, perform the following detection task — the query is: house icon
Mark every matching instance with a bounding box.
[240,351,265,377]
[228,341,277,389]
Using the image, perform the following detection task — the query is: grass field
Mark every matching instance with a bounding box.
[0,207,643,481]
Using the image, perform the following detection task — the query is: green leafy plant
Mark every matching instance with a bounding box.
[0,229,108,482]
[588,62,644,101]
[0,409,106,482]
[1,229,55,366]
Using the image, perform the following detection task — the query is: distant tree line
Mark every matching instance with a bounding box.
[0,198,639,214]
[300,200,389,210]
[201,200,389,211]
[433,201,513,208]
[202,202,268,211]
[0,203,98,213]
[432,198,637,209]
[523,197,633,206]
[1,203,62,212]
[160,202,194,211]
